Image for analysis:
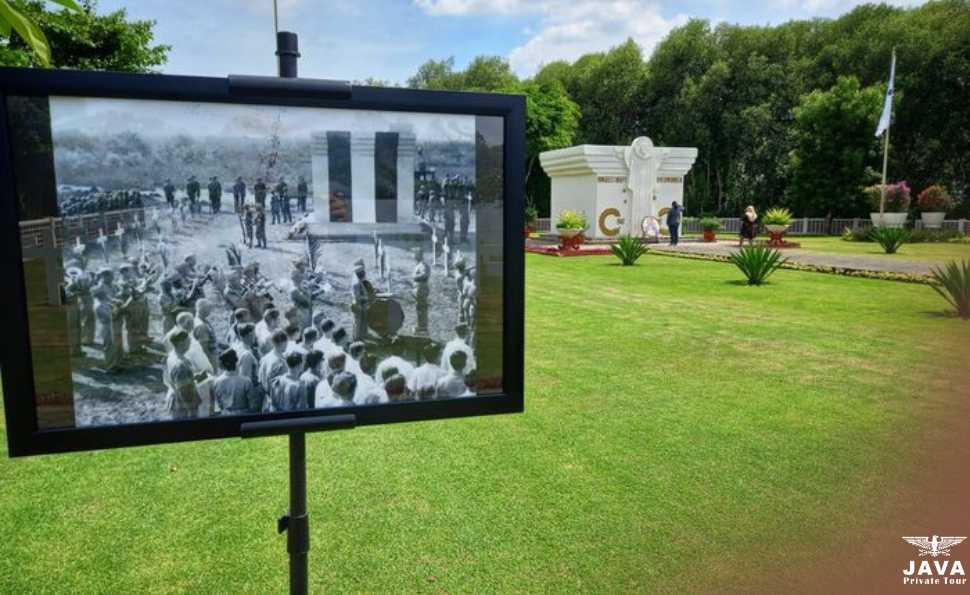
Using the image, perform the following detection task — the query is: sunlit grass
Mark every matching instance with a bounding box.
[0,254,966,593]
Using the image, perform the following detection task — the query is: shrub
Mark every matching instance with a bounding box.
[917,185,954,212]
[728,246,788,285]
[907,228,963,243]
[555,209,587,230]
[762,208,793,226]
[869,227,910,254]
[929,260,970,319]
[842,227,872,242]
[524,200,539,227]
[700,217,722,231]
[610,235,648,266]
[865,182,911,212]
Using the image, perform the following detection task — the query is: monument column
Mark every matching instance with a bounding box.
[351,133,376,223]
[397,132,416,221]
[310,132,330,223]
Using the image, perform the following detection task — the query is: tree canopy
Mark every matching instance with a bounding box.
[409,0,970,218]
[0,0,169,72]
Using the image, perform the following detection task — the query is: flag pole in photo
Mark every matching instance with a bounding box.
[875,48,896,220]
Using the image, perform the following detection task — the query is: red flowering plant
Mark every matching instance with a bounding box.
[866,182,911,212]
[917,185,954,212]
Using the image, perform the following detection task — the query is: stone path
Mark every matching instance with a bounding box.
[650,240,937,275]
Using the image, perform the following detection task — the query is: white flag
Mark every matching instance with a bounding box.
[875,50,896,137]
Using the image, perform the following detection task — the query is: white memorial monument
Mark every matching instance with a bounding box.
[311,130,416,224]
[539,137,698,240]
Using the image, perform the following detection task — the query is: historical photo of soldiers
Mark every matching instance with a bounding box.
[50,96,483,427]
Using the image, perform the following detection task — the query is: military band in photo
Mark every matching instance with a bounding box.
[52,97,482,427]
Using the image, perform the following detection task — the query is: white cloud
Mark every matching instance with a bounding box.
[412,0,535,15]
[414,0,688,76]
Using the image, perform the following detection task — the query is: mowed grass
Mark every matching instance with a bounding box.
[1,254,967,594]
[686,232,970,264]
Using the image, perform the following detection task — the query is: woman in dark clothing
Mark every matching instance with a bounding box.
[739,205,758,247]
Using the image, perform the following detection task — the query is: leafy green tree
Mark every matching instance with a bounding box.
[0,0,80,66]
[463,55,517,91]
[0,0,169,71]
[406,57,464,90]
[787,76,883,218]
[506,80,580,214]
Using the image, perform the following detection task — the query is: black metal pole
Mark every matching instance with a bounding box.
[276,31,300,79]
[288,432,309,595]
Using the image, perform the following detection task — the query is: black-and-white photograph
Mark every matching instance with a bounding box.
[38,96,495,427]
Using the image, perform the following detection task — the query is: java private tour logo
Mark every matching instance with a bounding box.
[901,535,967,586]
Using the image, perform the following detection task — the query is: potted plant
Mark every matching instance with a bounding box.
[762,207,793,246]
[917,185,954,229]
[524,200,539,238]
[555,209,588,250]
[867,182,911,228]
[555,209,587,238]
[700,217,721,242]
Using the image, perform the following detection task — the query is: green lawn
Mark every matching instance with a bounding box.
[1,254,967,593]
[685,232,970,264]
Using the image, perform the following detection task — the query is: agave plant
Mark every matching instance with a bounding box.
[610,235,648,266]
[869,227,910,254]
[728,246,788,285]
[929,260,970,319]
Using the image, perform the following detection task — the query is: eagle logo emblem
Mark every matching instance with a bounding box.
[902,536,966,558]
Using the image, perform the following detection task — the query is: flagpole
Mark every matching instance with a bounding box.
[878,47,896,220]
[879,112,890,218]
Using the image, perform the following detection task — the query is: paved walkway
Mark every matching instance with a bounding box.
[651,240,936,275]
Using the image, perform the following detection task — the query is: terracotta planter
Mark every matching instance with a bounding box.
[921,212,946,229]
[703,229,717,242]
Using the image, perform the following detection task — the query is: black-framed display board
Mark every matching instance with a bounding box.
[0,67,524,456]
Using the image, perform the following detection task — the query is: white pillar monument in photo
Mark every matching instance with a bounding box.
[350,133,377,223]
[540,136,698,240]
[310,130,418,225]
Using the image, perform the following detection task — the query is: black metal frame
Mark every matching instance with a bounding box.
[0,67,525,457]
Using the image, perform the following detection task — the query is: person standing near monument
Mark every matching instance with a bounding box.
[255,308,282,355]
[300,350,325,409]
[192,299,219,371]
[208,176,223,214]
[243,206,255,248]
[254,177,268,209]
[164,330,202,419]
[739,205,758,247]
[275,177,291,224]
[163,179,177,208]
[350,259,374,342]
[92,267,124,372]
[64,258,96,350]
[231,323,263,413]
[212,349,254,416]
[666,201,684,246]
[186,175,201,215]
[318,370,356,409]
[270,189,282,225]
[258,330,289,410]
[296,176,309,213]
[409,343,446,400]
[436,350,470,398]
[271,351,306,411]
[412,247,430,335]
[255,206,268,248]
[232,176,247,213]
[118,262,151,357]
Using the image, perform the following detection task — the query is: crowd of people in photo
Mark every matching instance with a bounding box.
[61,169,480,423]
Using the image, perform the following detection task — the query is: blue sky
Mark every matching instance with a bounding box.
[100,0,925,83]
